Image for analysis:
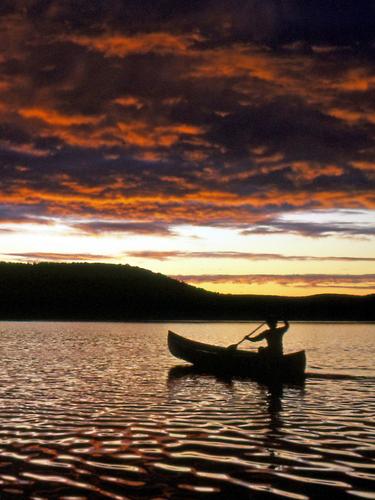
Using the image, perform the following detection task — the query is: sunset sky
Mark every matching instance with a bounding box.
[0,0,374,296]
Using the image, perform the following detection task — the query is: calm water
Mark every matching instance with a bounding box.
[0,322,374,499]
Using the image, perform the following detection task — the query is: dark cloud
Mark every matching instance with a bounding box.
[0,1,374,235]
[126,250,375,261]
[73,221,175,236]
[3,252,111,261]
[9,1,375,46]
[0,203,53,225]
[241,219,375,238]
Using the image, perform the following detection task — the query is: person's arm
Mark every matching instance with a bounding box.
[248,331,267,342]
[279,320,289,334]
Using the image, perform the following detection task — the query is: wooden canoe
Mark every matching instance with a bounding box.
[168,330,306,382]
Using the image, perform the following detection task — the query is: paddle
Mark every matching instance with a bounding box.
[227,322,266,350]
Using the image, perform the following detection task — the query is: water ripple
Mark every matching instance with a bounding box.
[0,322,373,498]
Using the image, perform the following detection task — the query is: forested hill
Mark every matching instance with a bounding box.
[0,262,373,321]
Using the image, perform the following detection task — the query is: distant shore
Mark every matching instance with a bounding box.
[1,262,374,322]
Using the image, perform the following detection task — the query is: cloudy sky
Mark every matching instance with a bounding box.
[0,0,374,295]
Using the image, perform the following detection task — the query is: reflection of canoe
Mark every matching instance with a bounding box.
[168,330,306,382]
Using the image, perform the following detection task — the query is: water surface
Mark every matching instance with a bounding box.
[0,322,373,498]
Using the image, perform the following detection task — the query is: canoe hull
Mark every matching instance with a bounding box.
[168,330,306,382]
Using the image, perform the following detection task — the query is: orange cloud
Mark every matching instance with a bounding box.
[351,161,375,176]
[17,107,205,150]
[190,45,285,83]
[1,175,374,229]
[66,32,201,57]
[114,96,145,109]
[186,43,375,126]
[333,68,375,92]
[19,107,103,126]
[0,140,51,157]
[116,121,204,148]
[291,162,344,181]
[328,107,375,125]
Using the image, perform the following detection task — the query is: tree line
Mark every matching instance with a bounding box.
[0,262,373,321]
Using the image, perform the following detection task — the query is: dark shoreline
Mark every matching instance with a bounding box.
[1,262,374,322]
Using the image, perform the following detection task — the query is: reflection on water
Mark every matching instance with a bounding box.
[0,321,373,498]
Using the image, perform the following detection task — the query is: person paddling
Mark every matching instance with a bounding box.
[248,319,289,357]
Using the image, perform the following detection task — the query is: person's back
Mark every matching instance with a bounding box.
[249,319,289,357]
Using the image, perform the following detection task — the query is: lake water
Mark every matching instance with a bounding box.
[0,321,374,499]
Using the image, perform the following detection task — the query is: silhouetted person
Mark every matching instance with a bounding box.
[248,319,289,357]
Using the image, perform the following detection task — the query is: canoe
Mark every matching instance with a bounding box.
[168,330,306,382]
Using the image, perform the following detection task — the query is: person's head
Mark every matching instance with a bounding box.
[266,318,277,328]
